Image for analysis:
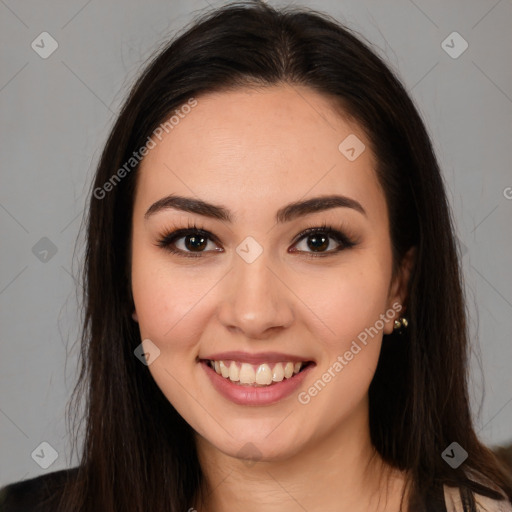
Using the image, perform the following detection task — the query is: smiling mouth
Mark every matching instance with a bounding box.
[200,359,314,387]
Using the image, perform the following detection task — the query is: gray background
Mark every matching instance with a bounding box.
[1,0,511,487]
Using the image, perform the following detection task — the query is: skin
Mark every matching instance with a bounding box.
[131,83,415,511]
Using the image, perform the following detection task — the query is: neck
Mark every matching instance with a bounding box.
[193,399,409,512]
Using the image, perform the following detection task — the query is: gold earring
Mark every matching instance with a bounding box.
[393,317,408,332]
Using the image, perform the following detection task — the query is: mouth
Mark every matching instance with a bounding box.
[199,358,315,388]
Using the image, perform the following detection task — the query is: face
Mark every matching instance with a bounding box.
[130,84,411,463]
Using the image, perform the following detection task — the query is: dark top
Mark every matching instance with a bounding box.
[0,467,456,511]
[0,467,79,512]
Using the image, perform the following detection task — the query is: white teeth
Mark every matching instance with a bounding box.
[209,360,305,386]
[239,363,256,384]
[228,361,240,382]
[272,363,285,382]
[255,363,272,385]
[219,360,230,378]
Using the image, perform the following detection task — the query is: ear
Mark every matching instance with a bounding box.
[383,246,416,335]
[132,310,139,322]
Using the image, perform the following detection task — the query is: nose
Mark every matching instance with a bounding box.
[216,251,294,339]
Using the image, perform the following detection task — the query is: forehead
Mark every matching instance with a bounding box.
[135,84,385,222]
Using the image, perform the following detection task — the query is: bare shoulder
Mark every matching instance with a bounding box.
[444,485,512,512]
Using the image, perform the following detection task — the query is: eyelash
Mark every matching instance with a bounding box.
[155,220,358,259]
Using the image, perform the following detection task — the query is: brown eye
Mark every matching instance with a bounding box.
[156,228,221,258]
[182,233,209,252]
[290,226,356,256]
[156,224,357,259]
[298,232,331,252]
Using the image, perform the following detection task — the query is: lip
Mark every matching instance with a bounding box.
[200,359,316,406]
[200,351,313,365]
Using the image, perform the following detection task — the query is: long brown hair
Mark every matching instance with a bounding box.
[55,2,512,510]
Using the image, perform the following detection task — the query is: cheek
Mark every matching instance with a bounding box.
[130,255,209,411]
[131,246,186,341]
[294,259,391,348]
[297,269,389,414]
[133,276,194,343]
[131,247,222,355]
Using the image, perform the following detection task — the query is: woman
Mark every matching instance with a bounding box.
[1,2,511,511]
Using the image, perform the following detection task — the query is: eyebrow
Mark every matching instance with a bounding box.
[144,193,366,223]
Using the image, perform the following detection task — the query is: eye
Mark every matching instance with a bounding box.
[290,223,357,258]
[155,225,222,258]
[155,222,357,258]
